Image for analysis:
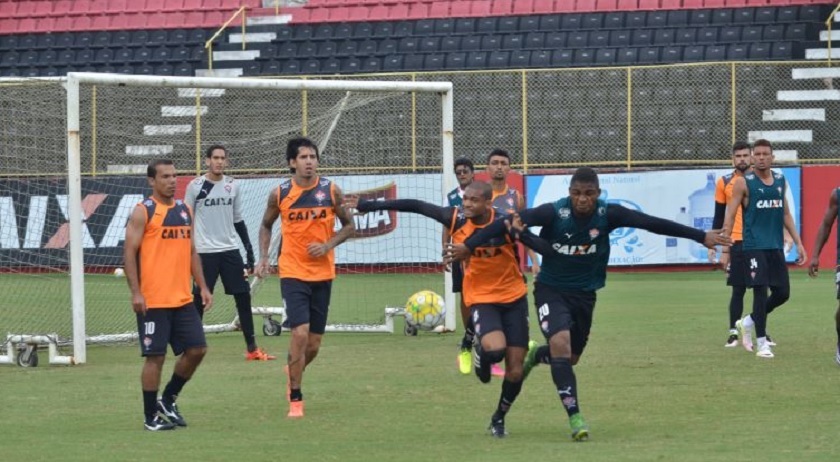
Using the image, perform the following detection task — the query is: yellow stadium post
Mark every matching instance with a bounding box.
[275,0,280,16]
[826,3,840,67]
[91,85,97,176]
[195,91,201,175]
[242,8,247,51]
[301,79,309,137]
[625,67,633,170]
[730,62,737,145]
[521,70,529,174]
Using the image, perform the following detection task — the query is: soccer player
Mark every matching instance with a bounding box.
[184,145,274,361]
[346,181,531,438]
[445,157,478,375]
[446,167,729,441]
[123,159,213,431]
[724,139,806,359]
[709,142,753,347]
[255,137,355,418]
[807,186,840,364]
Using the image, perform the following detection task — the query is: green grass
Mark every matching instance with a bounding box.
[2,270,840,461]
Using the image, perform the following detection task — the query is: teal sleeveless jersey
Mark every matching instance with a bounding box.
[742,172,786,251]
[446,187,463,208]
[536,197,611,292]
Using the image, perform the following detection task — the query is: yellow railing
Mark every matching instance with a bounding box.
[205,6,248,71]
[275,0,280,15]
[826,2,840,66]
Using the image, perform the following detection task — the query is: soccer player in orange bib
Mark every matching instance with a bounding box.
[256,138,355,418]
[123,159,213,431]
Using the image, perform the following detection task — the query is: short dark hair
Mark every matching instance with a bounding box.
[752,139,772,152]
[286,137,319,163]
[454,157,474,172]
[467,181,493,200]
[205,144,227,158]
[147,159,174,178]
[570,167,599,186]
[487,149,510,163]
[732,141,750,153]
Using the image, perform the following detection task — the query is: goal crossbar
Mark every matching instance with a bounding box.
[63,73,456,365]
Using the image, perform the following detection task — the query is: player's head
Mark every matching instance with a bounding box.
[147,159,177,199]
[568,167,601,216]
[204,144,228,176]
[731,141,751,173]
[462,181,492,219]
[286,137,319,177]
[486,149,511,181]
[454,157,475,188]
[751,139,774,172]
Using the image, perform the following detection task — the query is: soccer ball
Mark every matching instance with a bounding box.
[404,290,445,331]
[113,267,125,277]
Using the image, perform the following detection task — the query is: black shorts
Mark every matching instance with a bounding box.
[136,303,206,357]
[470,295,529,348]
[835,266,840,300]
[281,278,332,335]
[726,242,747,287]
[451,262,464,293]
[744,249,789,289]
[195,250,249,296]
[533,282,596,357]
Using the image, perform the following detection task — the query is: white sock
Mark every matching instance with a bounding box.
[757,336,767,348]
[743,315,754,328]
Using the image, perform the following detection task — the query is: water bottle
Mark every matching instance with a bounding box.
[675,207,692,263]
[665,237,678,263]
[688,172,716,261]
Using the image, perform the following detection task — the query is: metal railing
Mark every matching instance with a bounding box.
[826,2,840,66]
[204,6,248,71]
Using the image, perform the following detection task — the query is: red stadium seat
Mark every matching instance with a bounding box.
[617,0,639,9]
[145,11,167,28]
[165,12,186,28]
[429,2,450,17]
[90,14,111,30]
[367,4,388,20]
[576,0,597,11]
[389,3,409,18]
[0,18,18,34]
[682,0,704,8]
[165,0,185,12]
[308,7,330,23]
[288,8,311,23]
[183,0,203,10]
[110,13,131,29]
[449,1,471,16]
[204,0,223,10]
[18,17,38,33]
[15,2,36,18]
[36,16,56,33]
[471,0,493,16]
[725,0,749,6]
[0,3,17,18]
[106,0,127,13]
[491,0,514,15]
[511,0,534,14]
[705,0,725,7]
[345,6,369,21]
[329,6,352,22]
[53,15,74,32]
[638,0,660,10]
[34,1,53,17]
[661,0,681,9]
[407,3,428,19]
[72,0,92,14]
[89,0,109,14]
[596,0,618,10]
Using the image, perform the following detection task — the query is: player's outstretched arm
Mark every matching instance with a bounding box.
[506,213,555,256]
[123,205,147,315]
[607,204,731,249]
[256,188,280,278]
[461,203,556,252]
[722,177,746,238]
[809,190,838,277]
[350,197,454,226]
[316,184,355,255]
[782,186,807,265]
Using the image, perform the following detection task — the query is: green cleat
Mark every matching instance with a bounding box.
[569,413,589,442]
[522,340,539,380]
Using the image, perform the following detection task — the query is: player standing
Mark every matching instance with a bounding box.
[807,186,840,364]
[255,137,355,418]
[724,139,806,358]
[347,181,530,438]
[184,145,274,361]
[447,167,729,441]
[123,159,213,431]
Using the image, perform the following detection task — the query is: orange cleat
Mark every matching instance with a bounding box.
[287,400,304,418]
[245,348,276,361]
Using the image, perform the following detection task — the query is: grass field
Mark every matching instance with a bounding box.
[2,270,840,461]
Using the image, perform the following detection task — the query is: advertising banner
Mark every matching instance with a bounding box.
[526,168,801,266]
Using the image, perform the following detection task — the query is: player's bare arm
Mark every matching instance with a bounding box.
[723,177,747,238]
[256,188,280,278]
[123,205,147,315]
[309,184,355,257]
[809,190,839,277]
[782,187,806,265]
[190,238,213,311]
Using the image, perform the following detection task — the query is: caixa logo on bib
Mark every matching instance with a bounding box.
[0,177,151,266]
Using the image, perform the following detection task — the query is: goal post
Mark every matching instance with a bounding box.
[58,73,456,365]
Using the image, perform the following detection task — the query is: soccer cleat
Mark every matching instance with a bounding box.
[488,417,507,438]
[735,318,753,352]
[835,346,840,366]
[755,343,774,359]
[491,363,505,377]
[569,413,590,442]
[724,333,739,348]
[245,348,277,361]
[287,400,305,418]
[458,348,472,375]
[144,414,176,431]
[156,399,187,427]
[522,340,539,380]
[765,335,776,347]
[473,347,491,384]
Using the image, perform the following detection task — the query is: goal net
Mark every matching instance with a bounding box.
[0,73,454,365]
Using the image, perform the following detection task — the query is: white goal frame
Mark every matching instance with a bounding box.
[62,72,456,365]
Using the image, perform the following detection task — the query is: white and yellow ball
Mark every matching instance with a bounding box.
[404,290,445,331]
[113,267,125,277]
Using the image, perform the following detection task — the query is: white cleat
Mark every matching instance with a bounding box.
[835,346,840,366]
[736,318,753,353]
[755,343,774,358]
[765,335,776,347]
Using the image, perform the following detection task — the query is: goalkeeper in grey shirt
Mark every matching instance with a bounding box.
[184,145,275,361]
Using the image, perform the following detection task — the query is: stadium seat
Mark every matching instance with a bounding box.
[595,48,616,65]
[466,51,488,69]
[488,50,510,68]
[481,35,501,51]
[568,31,589,48]
[477,17,498,34]
[314,24,335,40]
[394,21,414,37]
[626,11,646,29]
[616,47,638,64]
[498,16,518,33]
[74,32,93,48]
[683,45,704,61]
[525,32,545,48]
[502,34,524,49]
[316,41,338,57]
[573,49,594,66]
[667,10,689,26]
[352,22,373,39]
[771,41,794,59]
[646,11,667,28]
[402,54,424,71]
[561,13,582,30]
[277,43,298,59]
[434,18,455,35]
[590,31,609,48]
[372,22,393,38]
[155,64,174,76]
[785,24,807,41]
[676,28,697,44]
[301,58,320,74]
[338,57,360,73]
[441,36,461,52]
[93,48,114,64]
[445,52,467,69]
[689,9,712,25]
[360,57,381,72]
[653,29,675,45]
[763,24,785,41]
[727,43,748,60]
[632,29,652,46]
[510,50,530,67]
[638,46,660,63]
[419,37,441,52]
[749,43,771,60]
[530,50,551,67]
